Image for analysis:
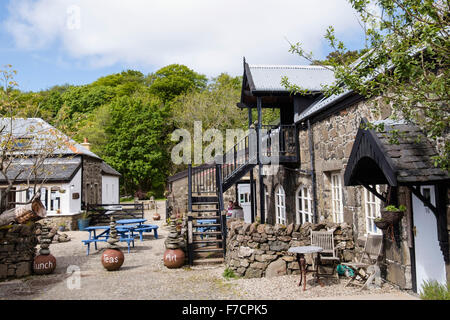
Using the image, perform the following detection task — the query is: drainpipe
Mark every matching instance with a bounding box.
[307,120,318,223]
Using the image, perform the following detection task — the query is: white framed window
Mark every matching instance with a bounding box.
[275,185,286,225]
[364,187,382,235]
[26,188,34,202]
[296,185,313,224]
[50,190,61,211]
[331,173,344,223]
[264,185,269,218]
[40,187,48,209]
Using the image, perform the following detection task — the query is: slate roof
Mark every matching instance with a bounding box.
[246,64,335,93]
[0,157,82,184]
[372,120,449,183]
[0,118,101,159]
[101,162,121,177]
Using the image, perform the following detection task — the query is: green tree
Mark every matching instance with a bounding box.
[103,95,170,197]
[172,73,246,132]
[149,64,207,102]
[285,0,449,171]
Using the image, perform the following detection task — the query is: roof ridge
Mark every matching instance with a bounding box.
[248,64,331,70]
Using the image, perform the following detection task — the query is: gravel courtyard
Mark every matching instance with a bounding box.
[0,201,418,300]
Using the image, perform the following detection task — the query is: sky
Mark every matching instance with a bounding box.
[0,0,369,92]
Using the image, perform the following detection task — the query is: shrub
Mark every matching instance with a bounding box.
[420,281,450,300]
[223,268,238,280]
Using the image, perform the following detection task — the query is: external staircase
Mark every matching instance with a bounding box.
[186,124,299,265]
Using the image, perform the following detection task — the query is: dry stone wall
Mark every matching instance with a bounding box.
[225,220,355,278]
[0,223,38,280]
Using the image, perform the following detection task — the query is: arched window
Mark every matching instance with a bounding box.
[275,185,286,225]
[296,185,312,224]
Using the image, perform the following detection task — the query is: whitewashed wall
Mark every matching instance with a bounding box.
[15,168,82,216]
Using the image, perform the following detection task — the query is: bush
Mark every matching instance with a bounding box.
[223,268,238,280]
[134,190,147,200]
[420,281,450,300]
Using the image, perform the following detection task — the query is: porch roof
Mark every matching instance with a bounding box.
[344,119,449,187]
[239,60,335,108]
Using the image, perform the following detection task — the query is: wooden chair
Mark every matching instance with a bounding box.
[342,234,383,290]
[310,231,340,281]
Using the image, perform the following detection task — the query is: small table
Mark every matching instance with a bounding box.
[288,246,323,291]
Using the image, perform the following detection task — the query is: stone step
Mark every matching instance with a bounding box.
[193,247,223,253]
[192,202,219,205]
[192,258,224,265]
[193,239,222,243]
[193,231,222,235]
[193,216,221,220]
[193,223,221,227]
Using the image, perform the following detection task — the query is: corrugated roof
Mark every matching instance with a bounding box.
[247,64,335,93]
[0,118,101,159]
[101,162,121,177]
[295,89,354,122]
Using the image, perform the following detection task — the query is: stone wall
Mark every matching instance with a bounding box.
[43,213,83,231]
[256,98,391,233]
[225,220,355,278]
[0,223,38,280]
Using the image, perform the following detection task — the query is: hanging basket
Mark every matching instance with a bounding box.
[374,219,390,230]
[381,208,404,224]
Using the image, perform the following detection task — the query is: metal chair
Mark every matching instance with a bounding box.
[342,234,383,290]
[310,231,340,281]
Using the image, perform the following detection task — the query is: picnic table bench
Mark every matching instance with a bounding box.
[116,219,159,241]
[82,225,137,255]
[82,219,159,255]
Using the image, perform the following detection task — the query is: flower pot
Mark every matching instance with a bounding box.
[58,226,66,232]
[33,254,56,275]
[153,213,161,221]
[163,248,185,268]
[77,218,90,231]
[102,248,124,271]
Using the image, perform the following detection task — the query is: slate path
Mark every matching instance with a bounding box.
[0,201,418,300]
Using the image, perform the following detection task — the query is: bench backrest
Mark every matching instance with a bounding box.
[363,234,383,262]
[310,231,336,258]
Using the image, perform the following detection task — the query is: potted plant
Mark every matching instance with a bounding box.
[381,205,406,224]
[58,223,66,232]
[374,217,390,230]
[77,211,91,231]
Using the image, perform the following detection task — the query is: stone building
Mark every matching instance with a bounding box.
[237,61,449,293]
[0,118,121,230]
[173,60,449,293]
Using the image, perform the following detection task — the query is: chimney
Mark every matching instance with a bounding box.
[81,137,91,151]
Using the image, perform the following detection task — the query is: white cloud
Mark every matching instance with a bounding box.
[4,0,365,76]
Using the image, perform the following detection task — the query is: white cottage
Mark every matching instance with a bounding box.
[0,118,121,229]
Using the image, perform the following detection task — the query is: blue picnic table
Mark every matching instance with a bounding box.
[82,225,137,255]
[116,218,159,241]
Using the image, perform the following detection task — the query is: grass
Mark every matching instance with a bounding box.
[222,267,239,280]
[420,280,450,300]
